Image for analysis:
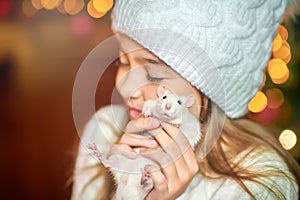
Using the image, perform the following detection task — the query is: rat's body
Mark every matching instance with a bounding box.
[88,86,201,200]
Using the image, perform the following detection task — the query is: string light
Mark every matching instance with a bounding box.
[279,129,297,150]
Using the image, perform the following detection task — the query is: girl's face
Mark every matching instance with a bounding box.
[115,34,202,120]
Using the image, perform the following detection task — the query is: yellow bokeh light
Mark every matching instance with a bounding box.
[279,129,297,150]
[64,0,77,13]
[271,69,290,84]
[93,0,113,13]
[266,88,284,109]
[41,0,60,10]
[68,0,84,15]
[88,1,107,18]
[278,25,288,41]
[268,58,289,80]
[248,91,268,113]
[272,34,282,52]
[31,0,43,10]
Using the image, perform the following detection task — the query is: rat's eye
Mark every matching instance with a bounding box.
[177,100,182,105]
[162,96,167,99]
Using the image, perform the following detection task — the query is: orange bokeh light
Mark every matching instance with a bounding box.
[88,0,107,18]
[272,34,282,52]
[93,0,113,13]
[278,25,288,41]
[268,58,289,80]
[248,91,268,113]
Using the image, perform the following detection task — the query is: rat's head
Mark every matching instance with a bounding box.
[157,86,195,122]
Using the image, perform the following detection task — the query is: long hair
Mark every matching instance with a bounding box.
[196,99,300,199]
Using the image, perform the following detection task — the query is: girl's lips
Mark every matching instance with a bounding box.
[128,107,142,119]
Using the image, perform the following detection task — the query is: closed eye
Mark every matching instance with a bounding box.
[146,73,164,82]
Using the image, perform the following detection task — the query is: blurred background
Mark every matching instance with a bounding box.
[0,0,299,199]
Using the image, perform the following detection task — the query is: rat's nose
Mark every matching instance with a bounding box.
[165,103,171,110]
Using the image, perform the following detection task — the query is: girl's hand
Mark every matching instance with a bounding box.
[110,117,160,158]
[113,117,199,200]
[142,122,199,200]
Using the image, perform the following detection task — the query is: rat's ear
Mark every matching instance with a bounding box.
[185,94,195,107]
[157,85,167,97]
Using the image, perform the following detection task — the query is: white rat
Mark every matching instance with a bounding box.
[87,85,201,200]
[142,85,201,147]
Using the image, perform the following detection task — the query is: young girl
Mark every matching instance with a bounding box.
[71,0,300,199]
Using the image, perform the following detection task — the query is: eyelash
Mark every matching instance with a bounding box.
[116,58,163,82]
[146,73,163,82]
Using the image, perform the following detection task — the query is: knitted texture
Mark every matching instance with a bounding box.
[111,0,289,118]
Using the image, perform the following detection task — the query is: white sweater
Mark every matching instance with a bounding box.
[71,105,298,200]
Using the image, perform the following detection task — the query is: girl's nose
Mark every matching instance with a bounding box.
[116,67,146,100]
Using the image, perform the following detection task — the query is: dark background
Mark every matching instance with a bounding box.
[0,1,299,199]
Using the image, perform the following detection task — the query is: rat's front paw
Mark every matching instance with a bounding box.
[142,100,156,118]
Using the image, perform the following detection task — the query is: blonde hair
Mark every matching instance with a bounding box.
[197,99,300,199]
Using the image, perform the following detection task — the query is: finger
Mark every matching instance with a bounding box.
[125,117,160,134]
[109,144,138,159]
[118,133,159,148]
[148,127,185,163]
[161,122,192,154]
[148,127,174,149]
[141,148,181,174]
[144,165,169,199]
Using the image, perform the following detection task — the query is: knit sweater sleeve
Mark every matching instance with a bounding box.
[70,105,129,200]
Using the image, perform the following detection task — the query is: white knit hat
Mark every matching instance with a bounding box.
[111,0,295,119]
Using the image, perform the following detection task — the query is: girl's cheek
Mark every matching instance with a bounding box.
[115,66,129,86]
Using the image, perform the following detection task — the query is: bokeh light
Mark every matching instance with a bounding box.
[41,0,61,10]
[248,91,268,113]
[272,34,282,52]
[71,13,92,37]
[279,129,297,150]
[93,0,113,13]
[64,0,76,13]
[0,0,13,18]
[278,25,288,41]
[87,0,107,19]
[31,0,43,10]
[268,58,289,84]
[266,88,284,109]
[273,45,291,60]
[68,0,84,15]
[23,0,38,18]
